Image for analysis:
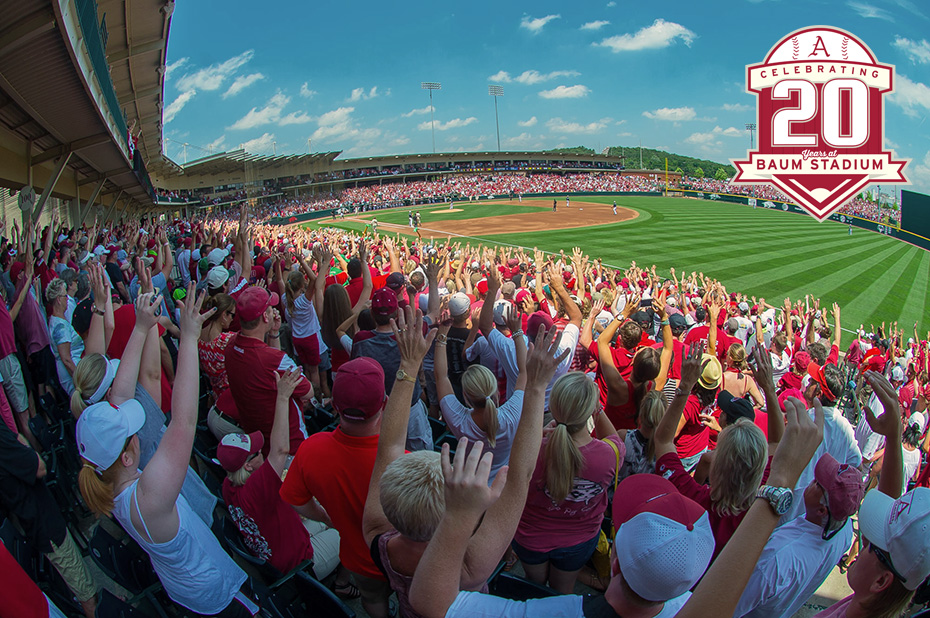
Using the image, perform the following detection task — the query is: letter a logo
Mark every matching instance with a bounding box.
[808,35,830,57]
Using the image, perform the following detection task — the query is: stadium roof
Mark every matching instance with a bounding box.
[156,149,342,179]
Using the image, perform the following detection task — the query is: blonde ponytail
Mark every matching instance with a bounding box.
[78,461,119,517]
[71,354,108,417]
[285,270,306,314]
[461,365,499,447]
[545,372,599,503]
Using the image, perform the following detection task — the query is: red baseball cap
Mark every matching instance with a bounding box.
[371,287,399,315]
[526,310,554,337]
[476,279,489,295]
[236,287,279,322]
[793,350,811,373]
[333,357,386,421]
[216,431,264,472]
[807,361,836,399]
[814,453,865,520]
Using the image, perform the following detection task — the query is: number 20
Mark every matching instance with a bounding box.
[771,79,869,148]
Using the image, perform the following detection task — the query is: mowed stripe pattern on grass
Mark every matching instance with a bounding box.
[306,196,928,344]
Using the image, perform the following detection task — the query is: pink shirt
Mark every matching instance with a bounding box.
[514,434,624,552]
[812,594,852,617]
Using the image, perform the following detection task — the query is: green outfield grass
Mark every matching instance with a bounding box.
[304,196,928,344]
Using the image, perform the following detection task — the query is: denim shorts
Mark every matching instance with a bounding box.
[511,532,600,571]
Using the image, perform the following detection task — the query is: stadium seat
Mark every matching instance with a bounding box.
[220,515,314,590]
[95,588,149,618]
[489,572,558,601]
[88,525,168,616]
[428,415,448,444]
[264,571,356,618]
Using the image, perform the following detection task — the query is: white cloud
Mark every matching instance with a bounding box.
[581,20,610,31]
[884,137,900,150]
[222,73,265,99]
[239,133,275,154]
[722,103,752,112]
[606,1,616,6]
[311,106,382,143]
[518,116,538,127]
[546,117,610,134]
[502,133,546,149]
[206,135,226,152]
[402,106,433,117]
[348,86,379,102]
[642,106,696,121]
[299,82,317,98]
[164,90,196,123]
[539,84,590,99]
[489,70,580,85]
[520,14,560,34]
[417,117,478,131]
[889,74,930,117]
[846,1,895,21]
[175,50,254,92]
[893,37,930,64]
[910,152,930,195]
[685,126,744,144]
[228,92,290,130]
[165,57,188,80]
[279,111,314,126]
[391,136,411,146]
[595,19,695,52]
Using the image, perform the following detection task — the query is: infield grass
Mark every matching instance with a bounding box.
[303,195,928,344]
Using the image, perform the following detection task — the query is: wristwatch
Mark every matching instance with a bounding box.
[755,485,793,515]
[396,369,417,383]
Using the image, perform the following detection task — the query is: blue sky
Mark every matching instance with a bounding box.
[162,0,930,193]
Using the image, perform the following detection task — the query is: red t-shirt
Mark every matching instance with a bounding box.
[279,427,382,580]
[0,542,48,618]
[684,324,728,358]
[588,342,637,429]
[107,305,172,412]
[224,333,312,455]
[223,462,313,574]
[652,339,685,380]
[777,371,803,392]
[656,452,746,561]
[676,395,711,458]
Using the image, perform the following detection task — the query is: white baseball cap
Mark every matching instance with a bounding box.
[76,399,146,473]
[206,247,229,266]
[859,487,930,590]
[492,299,511,326]
[206,265,230,289]
[613,474,714,602]
[892,365,905,382]
[448,292,471,318]
[910,412,927,436]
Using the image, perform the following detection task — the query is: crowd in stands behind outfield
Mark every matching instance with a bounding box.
[681,177,902,224]
[4,199,930,617]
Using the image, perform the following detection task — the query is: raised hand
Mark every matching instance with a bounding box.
[504,303,523,335]
[275,367,303,400]
[652,288,668,319]
[424,253,445,282]
[524,325,569,389]
[679,342,705,391]
[135,291,162,331]
[392,304,436,368]
[863,370,903,438]
[588,298,605,319]
[748,345,774,390]
[442,438,507,521]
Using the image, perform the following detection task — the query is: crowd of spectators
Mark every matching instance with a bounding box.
[681,177,902,224]
[1,201,929,618]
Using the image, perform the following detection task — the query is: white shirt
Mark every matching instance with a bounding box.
[782,406,862,523]
[734,517,853,618]
[446,590,689,618]
[486,328,528,401]
[854,393,885,462]
[903,446,921,494]
[465,336,501,377]
[440,390,524,481]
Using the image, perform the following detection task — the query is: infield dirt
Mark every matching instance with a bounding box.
[350,200,637,237]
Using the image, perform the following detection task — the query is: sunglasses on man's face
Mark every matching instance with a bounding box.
[865,537,907,583]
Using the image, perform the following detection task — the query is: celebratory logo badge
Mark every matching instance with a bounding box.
[732,26,908,221]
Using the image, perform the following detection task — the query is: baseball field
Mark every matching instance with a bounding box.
[301,195,928,345]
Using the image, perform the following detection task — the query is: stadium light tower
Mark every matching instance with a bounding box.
[488,85,504,151]
[421,82,441,153]
[745,123,756,150]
